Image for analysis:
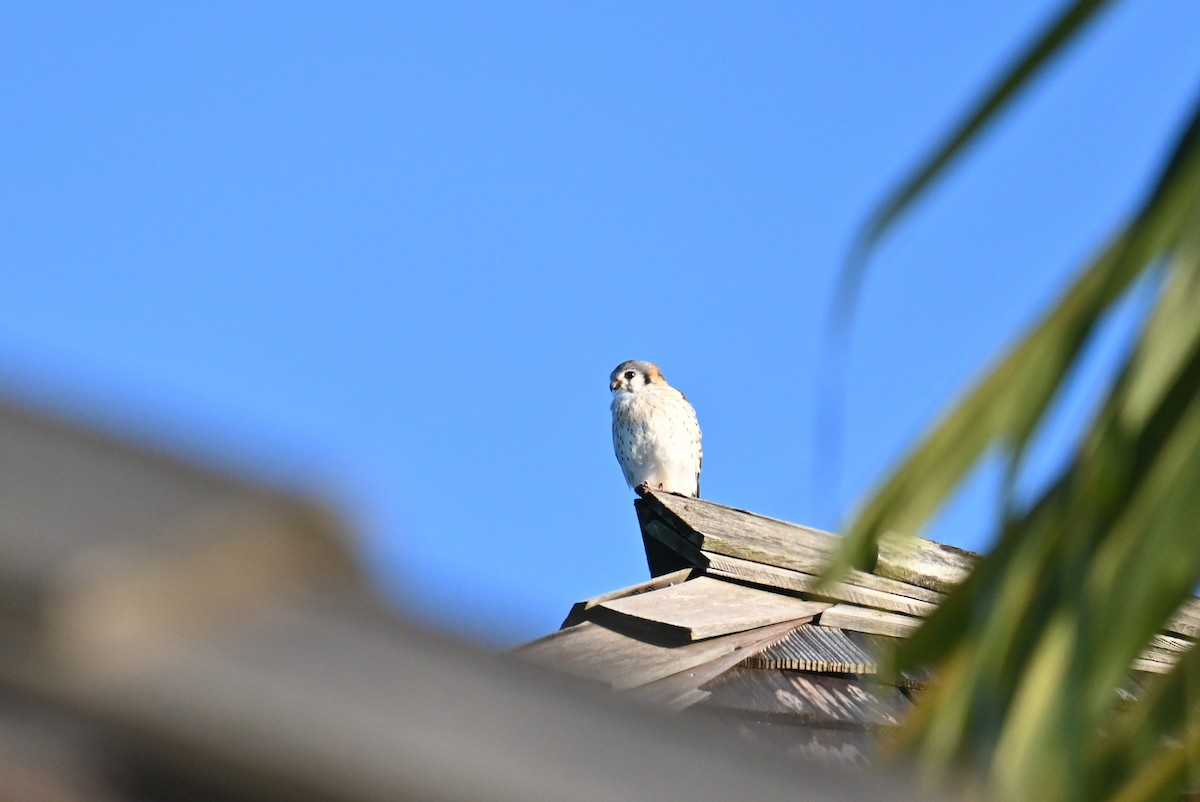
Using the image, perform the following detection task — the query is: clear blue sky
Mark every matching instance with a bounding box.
[3,2,1198,644]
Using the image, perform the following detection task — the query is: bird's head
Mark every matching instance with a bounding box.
[609,360,664,393]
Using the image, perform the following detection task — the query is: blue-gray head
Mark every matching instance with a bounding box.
[609,360,665,393]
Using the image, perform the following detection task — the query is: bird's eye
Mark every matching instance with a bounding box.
[624,371,635,380]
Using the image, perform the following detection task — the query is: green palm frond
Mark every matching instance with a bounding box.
[835,0,1200,798]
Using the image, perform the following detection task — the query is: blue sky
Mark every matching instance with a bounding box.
[3,2,1199,644]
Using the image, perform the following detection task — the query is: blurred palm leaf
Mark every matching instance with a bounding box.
[835,0,1200,798]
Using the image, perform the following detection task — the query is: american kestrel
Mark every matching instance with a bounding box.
[610,360,702,498]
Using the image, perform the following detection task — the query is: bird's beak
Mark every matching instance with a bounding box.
[609,379,620,391]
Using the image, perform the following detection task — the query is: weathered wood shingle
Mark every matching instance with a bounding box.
[521,488,1200,763]
[592,576,828,643]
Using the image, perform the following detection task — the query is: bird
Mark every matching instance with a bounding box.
[609,360,702,498]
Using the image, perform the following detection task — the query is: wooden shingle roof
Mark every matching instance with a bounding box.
[517,490,1198,763]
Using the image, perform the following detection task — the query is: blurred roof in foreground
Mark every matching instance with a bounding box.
[0,395,930,801]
